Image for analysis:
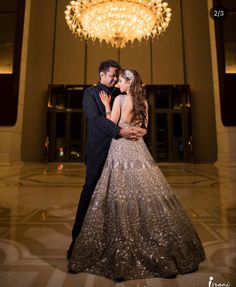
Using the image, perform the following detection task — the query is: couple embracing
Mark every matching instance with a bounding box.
[67,60,205,281]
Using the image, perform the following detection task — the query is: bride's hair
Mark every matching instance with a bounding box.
[119,69,147,126]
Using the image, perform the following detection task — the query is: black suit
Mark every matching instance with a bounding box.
[71,82,120,242]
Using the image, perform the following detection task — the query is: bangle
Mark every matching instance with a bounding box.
[106,111,111,115]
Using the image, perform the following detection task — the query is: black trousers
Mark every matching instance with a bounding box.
[71,158,106,242]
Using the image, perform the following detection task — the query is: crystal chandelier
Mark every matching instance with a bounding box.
[64,0,172,48]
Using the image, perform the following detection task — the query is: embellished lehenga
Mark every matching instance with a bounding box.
[68,95,205,280]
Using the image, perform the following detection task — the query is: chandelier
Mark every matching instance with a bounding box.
[64,0,172,48]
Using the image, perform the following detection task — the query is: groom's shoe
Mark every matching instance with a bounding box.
[115,277,125,282]
[67,241,74,260]
[165,274,177,279]
[68,268,78,274]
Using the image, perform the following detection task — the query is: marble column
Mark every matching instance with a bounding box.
[0,0,31,166]
[208,0,236,179]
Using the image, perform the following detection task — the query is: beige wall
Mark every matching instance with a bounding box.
[53,0,86,84]
[152,0,184,84]
[20,0,217,162]
[181,0,217,162]
[208,0,236,178]
[21,0,56,161]
[0,0,31,165]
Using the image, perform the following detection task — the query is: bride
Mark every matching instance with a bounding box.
[68,69,205,280]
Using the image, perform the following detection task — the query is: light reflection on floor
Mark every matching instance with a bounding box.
[0,162,235,287]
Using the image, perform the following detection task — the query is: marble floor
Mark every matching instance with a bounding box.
[0,162,235,287]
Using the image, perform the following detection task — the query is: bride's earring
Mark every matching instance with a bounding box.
[127,84,131,93]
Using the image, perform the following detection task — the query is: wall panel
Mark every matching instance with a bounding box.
[86,42,118,84]
[53,0,85,84]
[22,0,56,161]
[152,0,184,84]
[120,41,151,84]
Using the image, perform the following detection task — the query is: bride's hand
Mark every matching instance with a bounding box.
[99,91,111,107]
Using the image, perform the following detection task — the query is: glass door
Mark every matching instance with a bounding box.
[156,113,169,162]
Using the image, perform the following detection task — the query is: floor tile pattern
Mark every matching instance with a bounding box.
[0,163,235,287]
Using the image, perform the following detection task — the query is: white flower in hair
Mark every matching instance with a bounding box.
[125,69,134,81]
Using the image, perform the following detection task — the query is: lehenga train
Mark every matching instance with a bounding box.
[68,124,205,280]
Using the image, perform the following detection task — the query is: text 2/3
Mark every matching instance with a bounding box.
[210,7,227,21]
[214,10,224,17]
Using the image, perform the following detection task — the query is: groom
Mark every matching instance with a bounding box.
[67,60,147,259]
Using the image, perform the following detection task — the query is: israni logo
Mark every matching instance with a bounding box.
[208,276,231,287]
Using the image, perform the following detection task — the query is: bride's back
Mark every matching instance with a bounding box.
[119,94,133,125]
[118,94,147,127]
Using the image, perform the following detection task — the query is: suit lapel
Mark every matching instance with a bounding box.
[93,85,105,114]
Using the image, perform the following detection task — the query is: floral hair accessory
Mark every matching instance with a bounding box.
[124,69,134,81]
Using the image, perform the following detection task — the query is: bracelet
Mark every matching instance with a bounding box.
[106,111,111,115]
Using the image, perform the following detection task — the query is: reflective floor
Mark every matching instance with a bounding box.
[0,162,235,287]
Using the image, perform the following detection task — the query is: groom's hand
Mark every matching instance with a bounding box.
[119,127,147,140]
[119,128,134,140]
[132,127,147,138]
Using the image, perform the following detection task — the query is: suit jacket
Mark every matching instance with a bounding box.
[83,82,120,171]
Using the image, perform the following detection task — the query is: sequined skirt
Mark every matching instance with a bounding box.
[68,137,205,280]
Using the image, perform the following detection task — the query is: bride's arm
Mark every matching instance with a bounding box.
[110,96,121,124]
[99,91,112,119]
[99,92,121,124]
